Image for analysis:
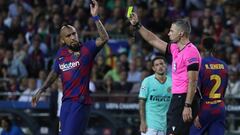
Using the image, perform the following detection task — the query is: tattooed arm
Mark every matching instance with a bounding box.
[90,0,109,47]
[31,70,59,107]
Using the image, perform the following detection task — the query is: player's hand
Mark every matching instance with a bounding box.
[129,12,139,26]
[31,89,42,107]
[194,116,202,128]
[140,121,147,133]
[182,107,192,122]
[90,0,98,17]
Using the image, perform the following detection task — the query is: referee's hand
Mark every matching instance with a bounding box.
[182,107,192,122]
[129,13,139,26]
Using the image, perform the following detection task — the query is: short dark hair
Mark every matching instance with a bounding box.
[173,18,191,36]
[151,56,167,66]
[202,37,215,52]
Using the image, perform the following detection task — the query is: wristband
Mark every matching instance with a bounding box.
[133,22,142,31]
[92,15,100,21]
[184,103,191,108]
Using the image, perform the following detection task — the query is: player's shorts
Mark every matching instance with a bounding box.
[189,101,225,135]
[167,93,198,135]
[59,99,91,135]
[141,128,165,135]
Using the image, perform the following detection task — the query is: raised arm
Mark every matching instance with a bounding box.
[90,0,109,47]
[31,70,59,107]
[129,13,168,54]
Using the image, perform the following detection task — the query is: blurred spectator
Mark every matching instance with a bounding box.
[104,61,122,82]
[6,49,28,78]
[0,116,24,135]
[219,34,234,63]
[129,69,151,94]
[18,78,45,102]
[105,7,123,33]
[102,76,119,95]
[127,61,141,83]
[0,31,7,50]
[226,70,240,99]
[232,23,240,47]
[200,17,214,36]
[18,77,28,93]
[0,63,7,79]
[117,70,133,93]
[7,16,23,42]
[135,55,144,72]
[36,70,47,89]
[81,17,98,40]
[212,13,223,41]
[0,78,8,100]
[12,39,27,62]
[228,52,240,74]
[8,0,32,17]
[28,34,48,56]
[147,7,168,35]
[37,17,50,45]
[118,52,129,71]
[25,35,45,78]
[128,44,140,62]
[7,77,19,100]
[95,55,111,80]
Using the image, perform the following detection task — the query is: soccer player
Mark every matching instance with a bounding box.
[31,0,109,135]
[129,13,201,135]
[190,37,228,135]
[139,56,172,135]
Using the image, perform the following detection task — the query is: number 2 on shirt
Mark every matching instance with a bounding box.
[209,74,221,99]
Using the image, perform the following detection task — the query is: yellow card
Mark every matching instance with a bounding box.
[127,6,133,18]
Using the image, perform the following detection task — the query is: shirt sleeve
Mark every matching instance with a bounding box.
[165,43,172,64]
[185,48,200,66]
[139,78,149,99]
[52,59,60,74]
[86,40,103,57]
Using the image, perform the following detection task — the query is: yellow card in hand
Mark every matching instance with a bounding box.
[127,6,133,18]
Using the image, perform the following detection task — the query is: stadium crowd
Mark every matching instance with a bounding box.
[0,0,240,133]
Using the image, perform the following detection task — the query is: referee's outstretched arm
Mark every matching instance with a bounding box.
[128,12,168,54]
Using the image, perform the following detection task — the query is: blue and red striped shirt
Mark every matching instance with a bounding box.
[198,56,228,102]
[53,40,102,104]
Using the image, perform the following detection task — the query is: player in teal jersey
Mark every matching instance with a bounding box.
[139,56,172,135]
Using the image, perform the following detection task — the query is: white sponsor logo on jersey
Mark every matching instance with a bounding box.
[59,61,80,71]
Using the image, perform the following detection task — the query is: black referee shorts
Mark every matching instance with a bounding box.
[166,93,199,135]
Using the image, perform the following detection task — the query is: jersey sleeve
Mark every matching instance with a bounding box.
[185,48,201,66]
[165,43,173,64]
[138,78,149,99]
[85,40,103,57]
[52,58,60,74]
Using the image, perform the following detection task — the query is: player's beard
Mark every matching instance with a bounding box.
[158,72,165,76]
[67,42,81,52]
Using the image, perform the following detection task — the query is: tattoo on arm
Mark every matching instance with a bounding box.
[95,20,109,43]
[40,70,59,92]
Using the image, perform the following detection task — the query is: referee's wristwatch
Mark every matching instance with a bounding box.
[184,103,191,108]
